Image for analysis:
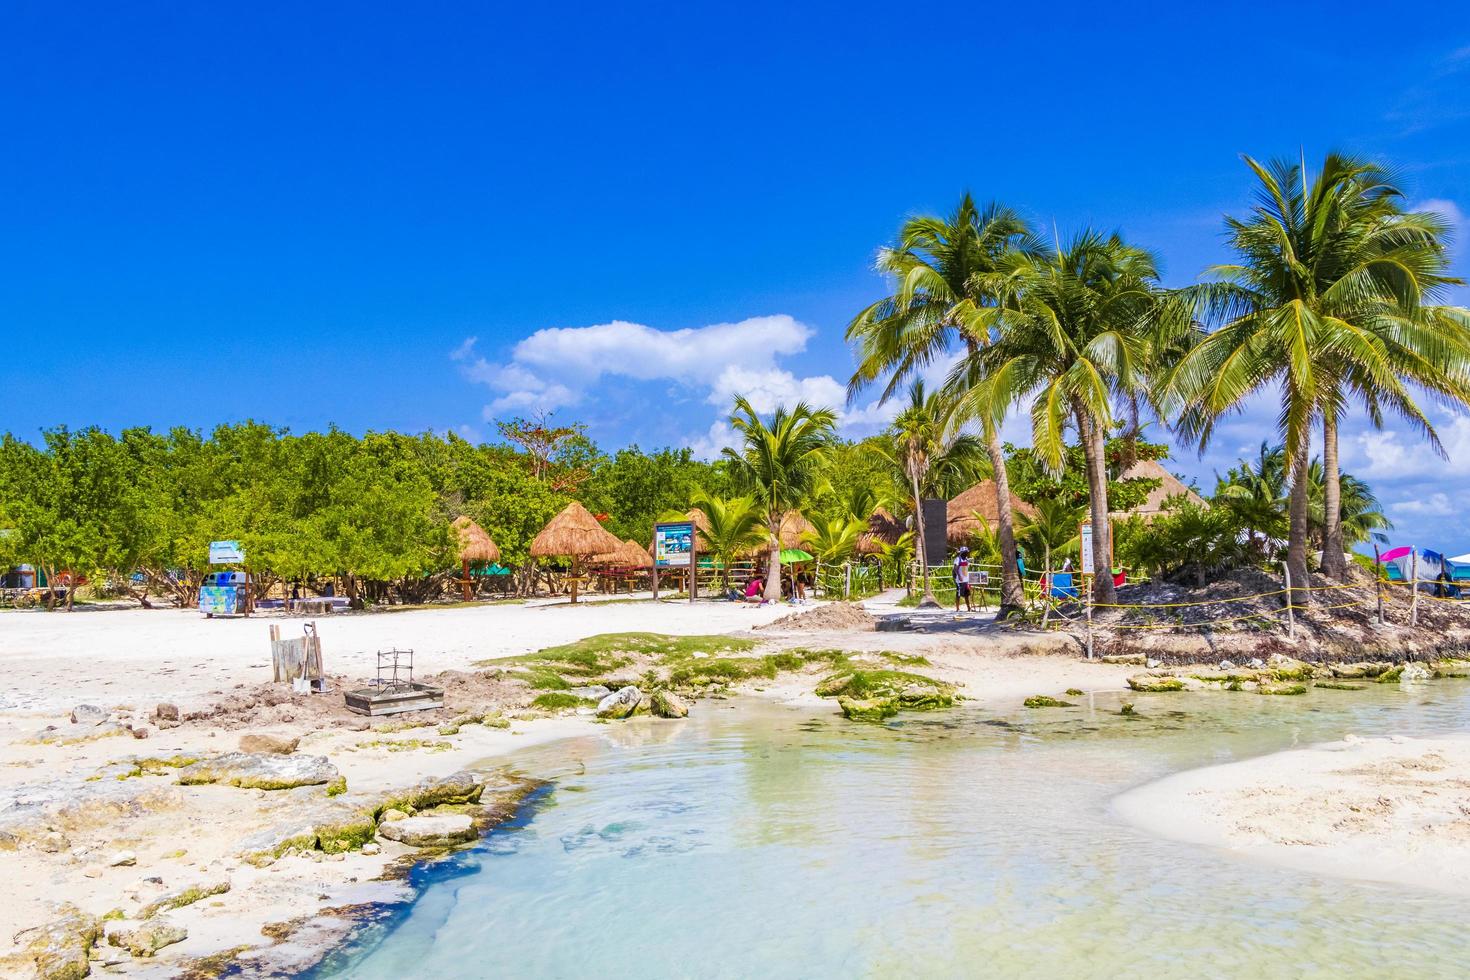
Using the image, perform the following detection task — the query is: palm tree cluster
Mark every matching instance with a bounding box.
[845,153,1469,605]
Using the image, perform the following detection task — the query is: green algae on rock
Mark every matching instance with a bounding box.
[1024,696,1075,708]
[1126,676,1186,693]
[837,696,899,722]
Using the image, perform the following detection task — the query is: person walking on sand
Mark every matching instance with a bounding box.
[952,546,973,613]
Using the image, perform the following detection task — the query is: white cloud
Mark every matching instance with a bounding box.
[1390,492,1455,517]
[1418,198,1465,230]
[455,314,903,446]
[1352,412,1470,481]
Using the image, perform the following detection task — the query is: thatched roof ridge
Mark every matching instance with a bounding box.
[452,515,501,563]
[1112,459,1205,520]
[946,481,1038,545]
[530,501,624,558]
[595,538,654,568]
[778,511,814,549]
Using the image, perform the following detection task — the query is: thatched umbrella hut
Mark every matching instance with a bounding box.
[452,516,501,601]
[777,511,815,549]
[946,481,1038,548]
[530,501,624,603]
[856,507,906,556]
[1108,459,1206,521]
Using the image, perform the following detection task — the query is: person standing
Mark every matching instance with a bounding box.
[952,546,973,612]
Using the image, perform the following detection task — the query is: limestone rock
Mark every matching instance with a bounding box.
[138,880,230,919]
[377,813,477,847]
[109,850,137,867]
[70,704,109,726]
[650,690,689,719]
[837,696,898,722]
[1126,675,1185,693]
[236,801,375,865]
[1400,661,1432,683]
[380,809,409,822]
[20,903,99,980]
[238,733,300,755]
[1266,654,1314,681]
[596,686,642,720]
[569,685,611,701]
[376,771,485,816]
[177,753,337,790]
[109,918,187,957]
[361,842,381,855]
[1099,654,1146,665]
[897,682,956,710]
[154,703,180,722]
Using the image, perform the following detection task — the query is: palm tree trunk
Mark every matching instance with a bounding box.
[1076,408,1116,604]
[1320,412,1347,581]
[764,521,782,601]
[1286,436,1312,606]
[964,336,1025,616]
[985,422,1026,614]
[911,468,939,607]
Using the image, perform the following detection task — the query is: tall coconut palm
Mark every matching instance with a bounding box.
[722,397,838,601]
[961,231,1172,603]
[846,194,1043,615]
[1215,442,1289,558]
[688,491,766,592]
[877,380,988,606]
[1166,153,1470,593]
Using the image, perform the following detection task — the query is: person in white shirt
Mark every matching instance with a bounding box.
[952,547,973,612]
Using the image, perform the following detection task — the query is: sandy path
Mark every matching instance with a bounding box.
[1113,733,1470,896]
[0,596,795,714]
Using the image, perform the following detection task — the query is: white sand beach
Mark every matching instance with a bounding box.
[1114,732,1470,896]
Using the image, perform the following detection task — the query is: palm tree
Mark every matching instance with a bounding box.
[1306,462,1391,551]
[802,513,866,566]
[722,397,838,600]
[1215,442,1289,559]
[846,194,1043,615]
[1015,498,1086,625]
[1168,153,1470,593]
[877,380,988,606]
[689,491,765,592]
[962,230,1172,603]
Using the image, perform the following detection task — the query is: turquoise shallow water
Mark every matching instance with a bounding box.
[315,684,1470,979]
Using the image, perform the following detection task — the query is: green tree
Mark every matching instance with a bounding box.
[688,491,765,591]
[969,230,1172,602]
[846,194,1042,614]
[1168,153,1470,592]
[879,380,987,606]
[722,397,838,600]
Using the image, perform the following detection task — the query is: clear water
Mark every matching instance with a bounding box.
[316,685,1470,978]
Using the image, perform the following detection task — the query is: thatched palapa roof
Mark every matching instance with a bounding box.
[946,481,1038,545]
[1111,459,1205,521]
[452,516,501,563]
[595,538,654,568]
[530,501,624,558]
[777,511,814,549]
[856,507,906,555]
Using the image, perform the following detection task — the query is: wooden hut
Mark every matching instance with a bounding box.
[946,481,1038,546]
[1110,459,1206,521]
[530,501,624,603]
[452,516,500,601]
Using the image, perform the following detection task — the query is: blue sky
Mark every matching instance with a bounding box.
[3,2,1469,549]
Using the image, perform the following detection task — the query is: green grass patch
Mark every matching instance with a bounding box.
[532,692,595,710]
[880,651,932,667]
[815,668,943,699]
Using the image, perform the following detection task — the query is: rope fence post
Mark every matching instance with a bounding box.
[1373,542,1385,626]
[844,562,852,600]
[1281,560,1296,639]
[1085,575,1094,660]
[1410,548,1420,628]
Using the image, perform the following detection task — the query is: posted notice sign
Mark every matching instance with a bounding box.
[1079,523,1093,572]
[653,522,694,567]
[209,540,245,564]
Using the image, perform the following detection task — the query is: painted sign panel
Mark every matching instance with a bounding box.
[198,585,241,615]
[1079,522,1094,573]
[209,540,245,564]
[653,522,694,567]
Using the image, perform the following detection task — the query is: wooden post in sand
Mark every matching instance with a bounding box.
[1373,542,1385,626]
[1084,577,1094,660]
[1281,561,1296,639]
[1410,548,1420,628]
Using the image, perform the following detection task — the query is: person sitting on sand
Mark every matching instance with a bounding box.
[952,546,973,612]
[740,576,764,604]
